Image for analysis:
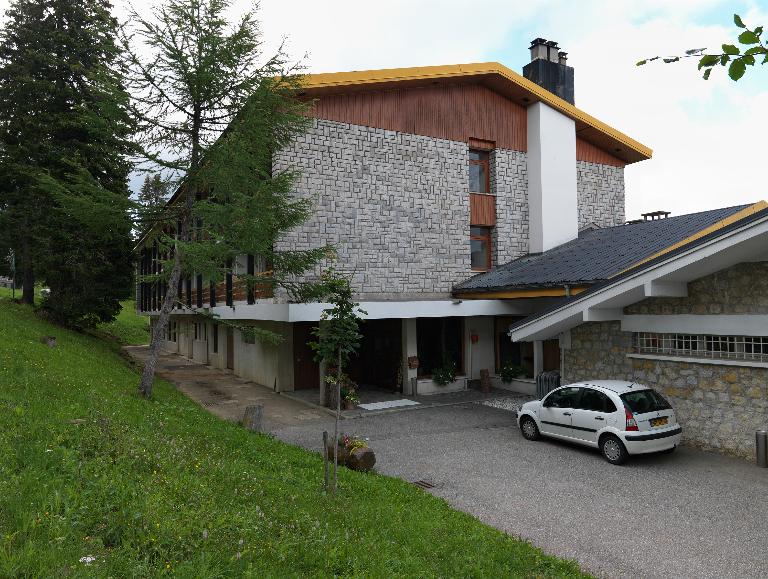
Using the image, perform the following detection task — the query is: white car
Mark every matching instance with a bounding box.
[517,380,682,465]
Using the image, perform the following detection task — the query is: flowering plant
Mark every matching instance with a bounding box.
[339,433,368,452]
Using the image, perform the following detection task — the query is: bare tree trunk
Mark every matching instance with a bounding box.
[139,249,182,398]
[332,347,342,495]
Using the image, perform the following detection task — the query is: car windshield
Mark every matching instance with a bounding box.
[621,389,671,414]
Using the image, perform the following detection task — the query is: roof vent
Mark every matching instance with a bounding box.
[523,38,575,104]
[641,210,671,221]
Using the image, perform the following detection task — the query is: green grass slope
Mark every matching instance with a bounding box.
[96,300,150,345]
[0,298,588,577]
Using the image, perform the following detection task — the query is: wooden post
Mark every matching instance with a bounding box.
[322,431,329,491]
[242,404,264,432]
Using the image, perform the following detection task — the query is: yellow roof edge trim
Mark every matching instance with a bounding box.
[300,62,652,162]
[456,286,589,300]
[613,200,768,277]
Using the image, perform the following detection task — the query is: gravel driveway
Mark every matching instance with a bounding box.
[275,402,768,579]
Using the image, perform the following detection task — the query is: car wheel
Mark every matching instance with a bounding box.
[520,416,541,441]
[600,435,628,465]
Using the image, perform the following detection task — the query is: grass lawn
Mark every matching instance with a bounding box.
[0,298,588,578]
[96,300,150,346]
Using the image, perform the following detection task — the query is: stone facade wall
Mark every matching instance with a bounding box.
[626,262,768,315]
[273,119,628,301]
[576,160,625,229]
[491,148,529,264]
[564,321,767,458]
[565,264,768,459]
[273,119,471,301]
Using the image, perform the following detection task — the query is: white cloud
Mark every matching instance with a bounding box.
[1,0,766,219]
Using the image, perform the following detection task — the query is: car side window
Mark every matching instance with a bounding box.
[544,387,581,408]
[579,388,616,413]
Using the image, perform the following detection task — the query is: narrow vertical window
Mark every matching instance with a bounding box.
[213,324,219,353]
[469,150,490,193]
[470,226,492,271]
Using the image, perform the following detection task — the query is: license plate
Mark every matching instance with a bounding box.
[650,417,668,428]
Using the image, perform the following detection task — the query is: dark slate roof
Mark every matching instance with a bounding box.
[454,204,752,292]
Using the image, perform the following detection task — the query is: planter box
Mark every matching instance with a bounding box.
[415,376,468,396]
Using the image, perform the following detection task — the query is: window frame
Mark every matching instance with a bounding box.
[470,225,493,271]
[469,149,490,194]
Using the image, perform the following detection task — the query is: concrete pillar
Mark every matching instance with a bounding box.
[533,340,544,377]
[401,319,418,395]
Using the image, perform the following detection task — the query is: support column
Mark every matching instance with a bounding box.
[401,319,418,395]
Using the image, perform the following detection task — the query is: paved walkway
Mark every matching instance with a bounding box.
[123,346,329,430]
[275,403,768,579]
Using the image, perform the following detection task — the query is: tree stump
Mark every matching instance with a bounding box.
[347,447,376,471]
[242,404,264,432]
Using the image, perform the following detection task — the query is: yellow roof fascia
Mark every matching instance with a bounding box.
[457,286,589,300]
[613,200,768,277]
[301,62,652,162]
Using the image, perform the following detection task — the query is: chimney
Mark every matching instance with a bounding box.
[524,38,578,254]
[523,38,575,104]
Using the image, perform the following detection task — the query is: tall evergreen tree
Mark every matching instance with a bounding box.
[138,174,168,208]
[0,0,135,324]
[125,0,328,398]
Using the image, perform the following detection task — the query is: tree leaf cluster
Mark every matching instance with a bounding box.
[637,14,767,81]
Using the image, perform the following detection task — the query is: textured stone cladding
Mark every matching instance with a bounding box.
[564,321,767,458]
[274,118,503,300]
[576,160,625,229]
[626,261,768,315]
[274,118,627,300]
[491,148,529,263]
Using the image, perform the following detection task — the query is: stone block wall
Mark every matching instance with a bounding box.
[273,119,471,301]
[564,321,767,457]
[626,262,768,315]
[577,160,625,229]
[273,118,628,301]
[491,148,529,264]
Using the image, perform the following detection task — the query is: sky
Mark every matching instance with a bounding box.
[2,0,768,219]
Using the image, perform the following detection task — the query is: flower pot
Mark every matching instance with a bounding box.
[343,400,357,410]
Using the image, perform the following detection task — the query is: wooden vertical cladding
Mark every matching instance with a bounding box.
[309,83,528,152]
[470,194,496,226]
[576,137,626,167]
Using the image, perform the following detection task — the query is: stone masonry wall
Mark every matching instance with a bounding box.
[564,321,767,458]
[273,119,472,301]
[491,148,529,264]
[577,160,625,229]
[273,119,628,301]
[626,261,768,315]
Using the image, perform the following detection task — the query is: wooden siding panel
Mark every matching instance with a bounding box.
[576,137,626,167]
[470,194,496,226]
[310,84,527,151]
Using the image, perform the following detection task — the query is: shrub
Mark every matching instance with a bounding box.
[432,362,457,386]
[499,363,527,384]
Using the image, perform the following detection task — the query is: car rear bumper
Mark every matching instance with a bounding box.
[621,427,682,454]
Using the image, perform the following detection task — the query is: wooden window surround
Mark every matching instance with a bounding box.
[470,226,492,271]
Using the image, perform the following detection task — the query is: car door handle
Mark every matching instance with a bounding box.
[562,412,571,416]
[595,416,605,421]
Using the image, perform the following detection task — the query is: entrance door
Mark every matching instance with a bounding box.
[226,328,234,370]
[348,319,402,390]
[293,322,319,390]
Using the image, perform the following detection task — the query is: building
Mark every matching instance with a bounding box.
[140,38,652,401]
[502,202,768,457]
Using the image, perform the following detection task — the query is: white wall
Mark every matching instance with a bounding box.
[233,321,294,391]
[466,316,496,380]
[527,102,578,253]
